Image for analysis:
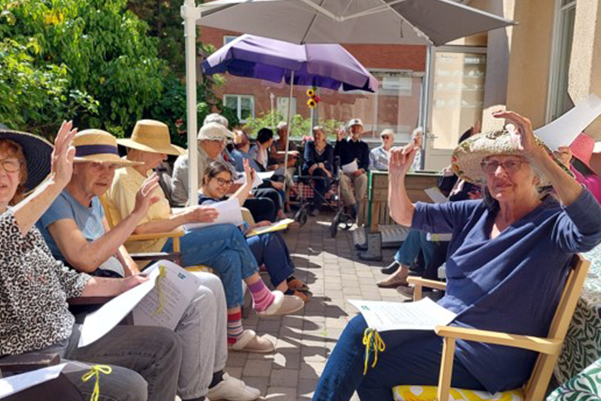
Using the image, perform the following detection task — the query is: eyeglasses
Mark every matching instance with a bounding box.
[381,135,391,139]
[480,159,528,174]
[214,177,234,187]
[0,158,21,173]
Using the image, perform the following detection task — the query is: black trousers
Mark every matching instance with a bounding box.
[244,196,277,222]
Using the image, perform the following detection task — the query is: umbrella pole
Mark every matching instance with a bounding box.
[283,71,294,192]
[183,0,200,206]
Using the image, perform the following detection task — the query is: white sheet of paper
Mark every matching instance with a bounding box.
[133,262,200,330]
[349,298,457,332]
[257,171,275,181]
[424,187,448,204]
[342,160,358,174]
[595,142,601,153]
[246,218,295,237]
[234,172,263,188]
[78,265,160,347]
[184,198,244,230]
[534,93,601,151]
[0,362,89,398]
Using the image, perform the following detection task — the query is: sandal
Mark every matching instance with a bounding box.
[287,277,310,292]
[285,288,312,302]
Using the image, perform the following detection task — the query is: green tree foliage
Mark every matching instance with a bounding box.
[244,110,344,139]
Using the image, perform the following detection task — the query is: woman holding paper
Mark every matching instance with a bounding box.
[313,111,601,400]
[108,121,304,354]
[199,159,311,302]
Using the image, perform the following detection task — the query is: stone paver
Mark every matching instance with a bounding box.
[225,212,410,400]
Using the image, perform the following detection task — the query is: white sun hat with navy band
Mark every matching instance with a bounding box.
[451,129,573,187]
[0,129,53,191]
[73,129,141,167]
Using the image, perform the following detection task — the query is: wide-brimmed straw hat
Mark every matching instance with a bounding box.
[73,129,141,167]
[570,133,595,170]
[117,120,185,156]
[0,129,53,191]
[451,130,573,187]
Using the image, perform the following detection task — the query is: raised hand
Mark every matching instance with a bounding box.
[493,111,539,156]
[133,172,160,216]
[555,146,573,167]
[336,127,345,142]
[389,143,418,176]
[51,121,78,186]
[243,159,255,186]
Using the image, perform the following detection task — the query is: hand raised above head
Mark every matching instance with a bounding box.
[493,110,539,156]
[389,143,418,176]
[51,121,78,186]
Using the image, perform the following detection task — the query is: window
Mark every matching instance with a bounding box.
[547,0,577,121]
[224,95,255,123]
[223,35,238,46]
[277,97,297,118]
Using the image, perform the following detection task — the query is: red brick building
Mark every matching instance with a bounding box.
[200,27,427,141]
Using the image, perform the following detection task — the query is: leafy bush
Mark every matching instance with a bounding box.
[243,109,344,139]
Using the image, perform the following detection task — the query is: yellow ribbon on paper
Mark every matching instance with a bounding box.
[362,328,386,375]
[151,265,167,317]
[81,365,112,401]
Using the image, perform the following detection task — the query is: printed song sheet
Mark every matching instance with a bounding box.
[246,218,295,237]
[535,93,601,150]
[342,160,358,174]
[79,261,198,347]
[349,298,457,332]
[0,362,89,398]
[133,262,200,330]
[183,197,244,230]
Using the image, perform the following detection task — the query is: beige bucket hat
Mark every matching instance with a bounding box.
[117,120,185,156]
[73,129,141,167]
[451,129,573,187]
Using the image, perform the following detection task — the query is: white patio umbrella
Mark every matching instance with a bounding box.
[181,0,515,204]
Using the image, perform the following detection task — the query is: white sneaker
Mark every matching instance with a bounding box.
[207,373,261,401]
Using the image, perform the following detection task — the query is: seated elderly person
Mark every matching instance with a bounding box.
[108,120,304,354]
[199,160,311,301]
[369,129,395,171]
[335,118,370,218]
[303,126,334,216]
[0,124,181,401]
[312,111,601,401]
[35,129,261,401]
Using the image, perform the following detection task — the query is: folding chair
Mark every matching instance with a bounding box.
[393,254,590,401]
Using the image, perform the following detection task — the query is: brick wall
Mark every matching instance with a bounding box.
[199,27,426,138]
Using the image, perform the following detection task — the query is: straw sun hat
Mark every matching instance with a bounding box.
[0,129,53,191]
[73,129,141,167]
[117,120,185,156]
[451,130,573,187]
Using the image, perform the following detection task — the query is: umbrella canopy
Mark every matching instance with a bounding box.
[202,34,379,92]
[197,0,515,46]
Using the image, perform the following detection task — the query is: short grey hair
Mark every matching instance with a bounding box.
[277,121,288,131]
[203,113,229,128]
[412,127,424,137]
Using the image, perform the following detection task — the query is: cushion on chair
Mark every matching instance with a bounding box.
[392,385,523,401]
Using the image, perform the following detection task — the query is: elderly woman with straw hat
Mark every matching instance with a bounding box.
[312,111,601,401]
[36,128,262,401]
[107,120,304,355]
[0,123,182,401]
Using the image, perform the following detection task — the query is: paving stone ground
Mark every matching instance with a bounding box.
[224,212,410,400]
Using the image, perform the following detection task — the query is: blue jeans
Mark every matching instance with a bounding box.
[312,315,483,401]
[163,224,259,308]
[246,232,294,287]
[394,230,436,267]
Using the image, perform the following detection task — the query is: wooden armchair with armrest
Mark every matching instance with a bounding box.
[393,254,589,401]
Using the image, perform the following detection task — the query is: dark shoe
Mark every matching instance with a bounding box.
[381,261,401,275]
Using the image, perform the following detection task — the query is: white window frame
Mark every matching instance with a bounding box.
[223,35,239,46]
[223,94,255,123]
[546,0,577,122]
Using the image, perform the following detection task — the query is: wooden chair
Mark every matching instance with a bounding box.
[393,254,590,401]
[99,194,184,266]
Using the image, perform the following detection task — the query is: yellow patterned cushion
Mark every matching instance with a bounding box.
[392,385,523,401]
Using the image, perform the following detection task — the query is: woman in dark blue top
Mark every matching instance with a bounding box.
[303,126,334,215]
[313,111,601,401]
[198,160,311,302]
